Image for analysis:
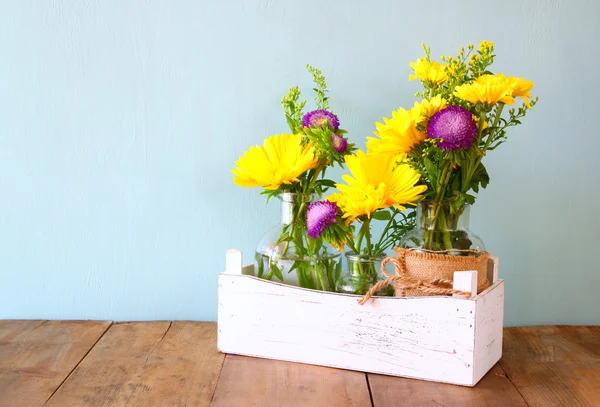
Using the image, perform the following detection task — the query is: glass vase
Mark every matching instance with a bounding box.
[399,199,485,256]
[336,253,393,296]
[255,192,341,291]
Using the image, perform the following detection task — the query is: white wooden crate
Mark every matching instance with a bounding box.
[217,249,504,387]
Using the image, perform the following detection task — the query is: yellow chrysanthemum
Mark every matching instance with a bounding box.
[502,74,534,108]
[232,133,319,190]
[454,74,516,106]
[411,95,448,125]
[366,107,425,156]
[409,58,449,85]
[327,151,427,224]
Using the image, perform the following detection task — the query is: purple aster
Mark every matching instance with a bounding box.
[331,133,348,154]
[302,109,340,130]
[427,106,478,151]
[306,201,338,239]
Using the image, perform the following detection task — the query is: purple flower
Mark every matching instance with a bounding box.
[331,133,348,154]
[302,110,340,130]
[427,106,478,151]
[306,201,338,239]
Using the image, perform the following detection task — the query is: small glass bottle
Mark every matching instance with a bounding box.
[336,252,393,296]
[255,192,341,291]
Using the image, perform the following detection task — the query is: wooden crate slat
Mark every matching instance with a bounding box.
[44,321,225,407]
[211,354,371,407]
[472,280,504,383]
[0,320,111,407]
[368,364,528,407]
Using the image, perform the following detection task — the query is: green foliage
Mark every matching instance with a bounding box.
[406,41,539,211]
[372,209,417,255]
[303,126,356,168]
[307,64,330,110]
[281,86,306,133]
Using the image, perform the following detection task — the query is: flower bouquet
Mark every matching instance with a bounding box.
[308,150,426,295]
[231,66,355,291]
[361,40,537,296]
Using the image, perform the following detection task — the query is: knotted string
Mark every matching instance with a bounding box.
[357,248,476,305]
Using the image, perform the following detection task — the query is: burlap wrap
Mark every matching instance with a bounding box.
[392,247,490,297]
[358,247,491,305]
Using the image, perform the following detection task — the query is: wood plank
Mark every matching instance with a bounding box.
[500,326,600,407]
[0,320,46,342]
[44,321,225,407]
[211,355,372,407]
[368,364,527,407]
[0,320,111,407]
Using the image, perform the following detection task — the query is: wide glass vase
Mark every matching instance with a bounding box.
[399,199,485,256]
[336,253,393,296]
[255,192,341,291]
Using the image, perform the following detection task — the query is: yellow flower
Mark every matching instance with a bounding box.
[232,133,319,190]
[409,58,449,85]
[411,95,447,125]
[505,75,534,108]
[366,107,425,156]
[478,40,494,51]
[328,151,427,224]
[454,74,516,106]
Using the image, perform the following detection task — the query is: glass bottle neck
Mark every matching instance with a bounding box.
[417,200,470,231]
[279,193,316,225]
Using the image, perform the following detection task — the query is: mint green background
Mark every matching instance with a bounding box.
[1,0,598,326]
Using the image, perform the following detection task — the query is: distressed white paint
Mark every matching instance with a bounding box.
[218,253,504,386]
[452,270,478,298]
[473,280,504,384]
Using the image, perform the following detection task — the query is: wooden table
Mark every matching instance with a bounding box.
[0,322,598,407]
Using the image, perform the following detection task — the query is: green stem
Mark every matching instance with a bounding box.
[373,208,398,254]
[478,104,504,165]
[345,237,359,255]
[363,217,372,256]
[425,161,452,249]
[355,225,366,254]
[462,104,505,194]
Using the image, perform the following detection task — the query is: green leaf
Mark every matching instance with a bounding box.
[314,237,323,252]
[270,264,284,281]
[372,210,392,221]
[257,257,264,278]
[287,261,298,275]
[470,163,490,191]
[316,179,337,188]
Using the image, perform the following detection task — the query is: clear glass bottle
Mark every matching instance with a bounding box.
[255,192,341,291]
[336,253,393,296]
[399,199,485,255]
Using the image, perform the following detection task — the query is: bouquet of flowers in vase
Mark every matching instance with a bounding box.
[307,150,427,295]
[366,40,538,255]
[231,66,356,291]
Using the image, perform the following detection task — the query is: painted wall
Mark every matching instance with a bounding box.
[1,0,598,326]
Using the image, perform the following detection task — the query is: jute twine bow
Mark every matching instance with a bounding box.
[357,248,479,305]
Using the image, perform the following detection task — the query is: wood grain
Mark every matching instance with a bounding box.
[44,321,225,407]
[368,364,527,407]
[499,325,600,407]
[211,355,372,407]
[0,320,111,407]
